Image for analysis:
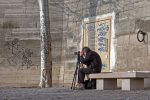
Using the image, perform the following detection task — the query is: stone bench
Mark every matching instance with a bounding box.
[88,72,150,91]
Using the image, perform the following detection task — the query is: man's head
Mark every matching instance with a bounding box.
[82,47,91,56]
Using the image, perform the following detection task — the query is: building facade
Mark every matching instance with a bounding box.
[0,0,150,87]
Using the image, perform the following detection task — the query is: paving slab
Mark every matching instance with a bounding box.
[0,87,150,100]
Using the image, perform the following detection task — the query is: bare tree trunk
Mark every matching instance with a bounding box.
[38,0,52,88]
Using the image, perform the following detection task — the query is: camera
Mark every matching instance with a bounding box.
[74,51,80,61]
[74,51,80,55]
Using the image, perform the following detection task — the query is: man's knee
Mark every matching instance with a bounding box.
[78,68,83,73]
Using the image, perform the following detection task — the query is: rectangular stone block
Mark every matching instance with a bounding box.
[122,78,144,91]
[97,78,117,90]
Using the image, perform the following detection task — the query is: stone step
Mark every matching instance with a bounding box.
[0,0,23,7]
[5,9,39,14]
[0,0,23,3]
[12,28,40,34]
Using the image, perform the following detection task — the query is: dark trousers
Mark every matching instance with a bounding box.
[78,67,100,84]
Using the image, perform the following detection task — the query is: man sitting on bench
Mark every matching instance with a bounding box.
[77,47,102,89]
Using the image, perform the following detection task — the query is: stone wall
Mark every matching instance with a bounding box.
[0,0,64,87]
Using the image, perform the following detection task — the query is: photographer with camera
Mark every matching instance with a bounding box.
[77,47,102,89]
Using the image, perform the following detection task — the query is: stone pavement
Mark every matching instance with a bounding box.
[0,87,150,100]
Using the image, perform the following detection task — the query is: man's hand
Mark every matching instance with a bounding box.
[80,51,84,56]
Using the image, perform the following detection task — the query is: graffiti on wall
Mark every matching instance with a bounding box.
[0,38,38,70]
[21,48,33,69]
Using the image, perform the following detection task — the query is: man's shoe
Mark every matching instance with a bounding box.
[76,83,85,90]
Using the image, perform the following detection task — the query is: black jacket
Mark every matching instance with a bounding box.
[80,50,102,72]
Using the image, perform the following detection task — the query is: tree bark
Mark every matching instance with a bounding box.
[38,0,52,88]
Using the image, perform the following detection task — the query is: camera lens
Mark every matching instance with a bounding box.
[74,51,80,55]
